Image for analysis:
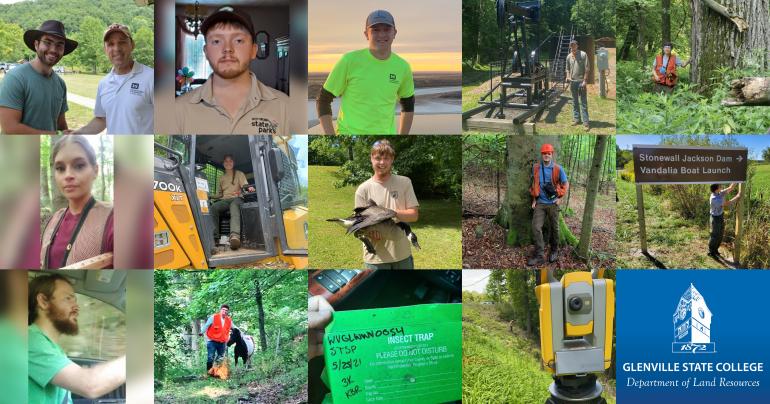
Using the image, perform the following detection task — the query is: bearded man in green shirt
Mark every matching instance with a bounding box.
[28,274,126,403]
[316,10,415,135]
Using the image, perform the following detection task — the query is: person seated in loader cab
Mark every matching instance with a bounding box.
[210,154,254,254]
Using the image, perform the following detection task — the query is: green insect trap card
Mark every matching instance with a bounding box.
[322,303,462,403]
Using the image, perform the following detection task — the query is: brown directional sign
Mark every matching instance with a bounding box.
[632,145,748,184]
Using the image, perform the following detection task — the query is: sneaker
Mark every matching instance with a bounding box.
[527,254,545,266]
[229,234,241,250]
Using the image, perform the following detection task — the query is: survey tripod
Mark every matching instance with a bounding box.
[535,268,614,404]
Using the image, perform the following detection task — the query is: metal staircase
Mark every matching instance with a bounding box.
[550,25,574,92]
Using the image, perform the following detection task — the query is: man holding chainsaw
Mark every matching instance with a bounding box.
[652,42,690,94]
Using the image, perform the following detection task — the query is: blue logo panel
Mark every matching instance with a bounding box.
[617,270,770,404]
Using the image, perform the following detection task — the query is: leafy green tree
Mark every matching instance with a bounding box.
[762,147,770,162]
[70,16,109,73]
[132,25,154,67]
[0,22,25,62]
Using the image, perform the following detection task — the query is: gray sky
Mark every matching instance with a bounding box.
[462,270,490,294]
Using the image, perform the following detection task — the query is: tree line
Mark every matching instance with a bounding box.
[309,136,462,200]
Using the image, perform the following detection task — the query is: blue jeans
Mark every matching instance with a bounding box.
[570,80,589,123]
[206,340,226,369]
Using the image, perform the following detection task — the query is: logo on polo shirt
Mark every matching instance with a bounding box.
[391,190,399,199]
[251,117,278,135]
[129,82,144,96]
[389,73,397,83]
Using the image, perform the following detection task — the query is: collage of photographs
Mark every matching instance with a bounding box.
[0,0,769,403]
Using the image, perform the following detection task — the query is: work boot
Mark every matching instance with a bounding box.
[527,253,545,266]
[229,233,241,250]
[548,249,559,263]
[572,120,581,126]
[583,122,590,131]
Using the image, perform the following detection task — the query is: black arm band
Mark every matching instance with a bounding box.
[316,87,335,117]
[399,95,415,113]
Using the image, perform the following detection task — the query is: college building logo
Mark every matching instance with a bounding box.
[672,283,716,354]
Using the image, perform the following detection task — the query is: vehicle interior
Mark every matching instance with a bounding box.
[307,269,462,403]
[29,270,126,404]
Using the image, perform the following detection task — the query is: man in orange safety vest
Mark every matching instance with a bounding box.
[527,144,569,266]
[202,304,232,372]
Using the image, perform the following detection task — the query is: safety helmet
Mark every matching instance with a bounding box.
[540,144,554,154]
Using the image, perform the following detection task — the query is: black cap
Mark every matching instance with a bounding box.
[200,6,255,41]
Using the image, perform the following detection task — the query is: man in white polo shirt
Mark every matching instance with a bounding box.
[75,23,153,134]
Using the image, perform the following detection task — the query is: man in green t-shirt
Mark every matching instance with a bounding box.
[0,20,76,134]
[316,10,415,135]
[28,274,126,404]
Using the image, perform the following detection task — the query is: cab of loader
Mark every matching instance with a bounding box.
[153,135,308,269]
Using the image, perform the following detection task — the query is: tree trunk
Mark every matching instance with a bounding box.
[577,136,610,259]
[721,77,770,106]
[619,22,638,60]
[691,0,770,92]
[635,1,648,66]
[662,0,672,44]
[254,280,268,351]
[51,137,66,212]
[495,136,577,247]
[99,135,106,201]
[475,0,483,65]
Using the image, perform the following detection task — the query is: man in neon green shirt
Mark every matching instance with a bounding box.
[28,274,126,404]
[317,9,415,134]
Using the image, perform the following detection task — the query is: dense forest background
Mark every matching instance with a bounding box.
[154,270,307,403]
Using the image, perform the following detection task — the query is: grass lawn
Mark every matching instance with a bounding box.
[615,175,725,269]
[463,302,615,404]
[60,73,102,99]
[309,165,462,269]
[65,102,94,129]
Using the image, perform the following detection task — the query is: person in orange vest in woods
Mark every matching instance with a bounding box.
[202,304,232,372]
[527,144,569,266]
[652,42,690,94]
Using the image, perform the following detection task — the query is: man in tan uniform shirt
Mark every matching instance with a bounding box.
[354,140,419,269]
[174,6,289,135]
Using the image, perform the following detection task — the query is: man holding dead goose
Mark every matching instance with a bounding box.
[349,139,420,269]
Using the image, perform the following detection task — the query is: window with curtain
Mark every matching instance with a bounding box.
[183,33,212,81]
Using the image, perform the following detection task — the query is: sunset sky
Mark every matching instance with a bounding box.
[308,0,461,73]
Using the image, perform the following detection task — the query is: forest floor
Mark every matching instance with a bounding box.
[309,165,463,269]
[462,48,616,135]
[155,360,307,403]
[615,176,738,269]
[462,171,616,270]
[463,302,616,403]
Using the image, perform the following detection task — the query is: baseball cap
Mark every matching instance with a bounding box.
[201,5,255,41]
[366,10,395,28]
[103,23,132,42]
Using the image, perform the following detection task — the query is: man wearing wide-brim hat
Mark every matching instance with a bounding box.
[0,20,77,134]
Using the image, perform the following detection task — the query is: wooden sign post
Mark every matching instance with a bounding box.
[632,145,748,264]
